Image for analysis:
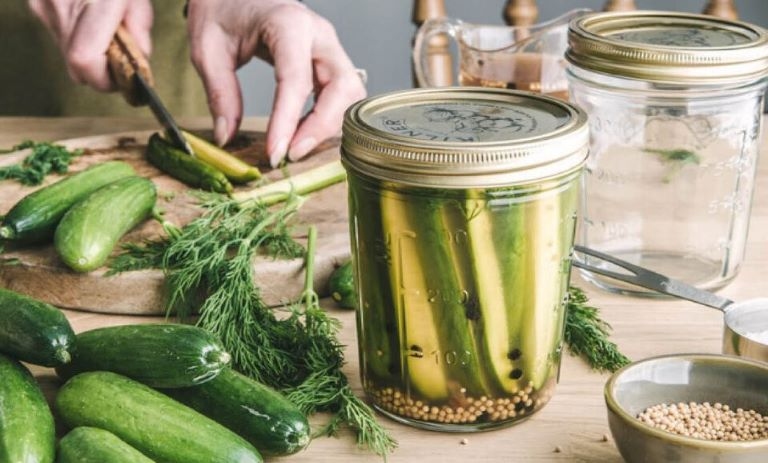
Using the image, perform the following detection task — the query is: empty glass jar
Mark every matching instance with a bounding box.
[567,11,768,294]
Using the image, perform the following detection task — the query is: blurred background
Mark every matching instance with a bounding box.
[237,0,768,116]
[2,1,766,119]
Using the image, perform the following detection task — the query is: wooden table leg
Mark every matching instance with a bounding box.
[703,0,738,20]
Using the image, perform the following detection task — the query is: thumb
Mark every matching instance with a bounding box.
[189,30,242,146]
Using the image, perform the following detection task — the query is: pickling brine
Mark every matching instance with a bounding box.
[348,173,579,430]
[342,88,587,431]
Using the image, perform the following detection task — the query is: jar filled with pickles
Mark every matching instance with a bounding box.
[341,88,588,431]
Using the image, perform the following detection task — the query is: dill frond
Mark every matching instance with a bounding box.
[0,141,81,185]
[564,286,630,373]
[114,191,396,456]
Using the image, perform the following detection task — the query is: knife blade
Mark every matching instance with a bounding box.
[132,72,194,155]
[107,26,194,155]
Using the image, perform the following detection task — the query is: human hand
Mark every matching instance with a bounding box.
[186,0,366,167]
[28,0,153,91]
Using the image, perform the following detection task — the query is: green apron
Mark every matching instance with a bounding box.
[0,1,208,117]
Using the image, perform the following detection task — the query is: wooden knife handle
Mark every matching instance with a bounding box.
[107,26,155,107]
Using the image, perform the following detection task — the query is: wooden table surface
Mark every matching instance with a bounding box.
[2,117,767,463]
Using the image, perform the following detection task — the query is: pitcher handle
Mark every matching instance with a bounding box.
[413,17,461,88]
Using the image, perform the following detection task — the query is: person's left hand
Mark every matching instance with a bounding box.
[186,0,366,167]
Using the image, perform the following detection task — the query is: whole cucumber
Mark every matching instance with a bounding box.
[162,368,310,456]
[0,160,136,243]
[146,133,233,194]
[56,323,231,388]
[54,175,156,272]
[0,287,75,366]
[0,353,55,463]
[56,371,263,463]
[57,427,155,463]
[328,260,357,309]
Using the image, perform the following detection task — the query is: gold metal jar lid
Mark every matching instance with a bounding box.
[567,11,768,85]
[341,88,588,189]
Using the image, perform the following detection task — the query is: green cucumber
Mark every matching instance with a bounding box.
[146,133,233,194]
[56,323,231,388]
[0,287,75,366]
[162,368,310,456]
[57,427,155,463]
[0,161,136,243]
[182,130,261,184]
[54,175,156,272]
[347,174,400,383]
[328,260,356,309]
[0,353,55,463]
[56,371,262,463]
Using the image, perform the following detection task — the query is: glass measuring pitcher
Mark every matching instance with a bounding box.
[413,9,590,100]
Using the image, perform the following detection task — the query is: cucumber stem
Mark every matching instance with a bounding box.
[55,348,71,365]
[208,349,232,368]
[0,225,14,240]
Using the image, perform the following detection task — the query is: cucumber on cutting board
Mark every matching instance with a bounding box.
[146,133,233,194]
[54,175,156,273]
[162,368,310,456]
[0,353,55,463]
[56,323,231,388]
[56,371,262,463]
[0,160,136,243]
[0,287,75,367]
[57,427,155,463]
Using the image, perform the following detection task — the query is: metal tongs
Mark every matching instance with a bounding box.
[571,245,733,311]
[572,245,768,361]
[106,26,193,155]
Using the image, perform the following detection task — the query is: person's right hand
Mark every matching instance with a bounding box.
[28,0,153,92]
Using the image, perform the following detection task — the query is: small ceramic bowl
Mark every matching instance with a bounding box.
[605,354,768,463]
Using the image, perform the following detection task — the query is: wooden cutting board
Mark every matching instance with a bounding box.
[0,131,351,314]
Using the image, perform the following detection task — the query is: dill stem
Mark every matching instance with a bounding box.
[233,160,346,206]
[304,226,317,295]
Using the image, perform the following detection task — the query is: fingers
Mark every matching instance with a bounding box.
[263,8,364,166]
[264,13,315,167]
[286,19,366,162]
[184,0,363,166]
[67,0,131,90]
[189,26,243,147]
[287,72,366,163]
[123,0,153,57]
[28,0,152,93]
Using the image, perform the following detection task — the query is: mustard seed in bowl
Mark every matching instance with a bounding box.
[637,402,768,442]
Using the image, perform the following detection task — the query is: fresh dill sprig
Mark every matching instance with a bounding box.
[0,140,82,185]
[286,226,397,455]
[107,239,168,275]
[564,286,630,373]
[113,192,396,456]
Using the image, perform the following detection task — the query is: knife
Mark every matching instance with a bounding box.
[107,26,194,155]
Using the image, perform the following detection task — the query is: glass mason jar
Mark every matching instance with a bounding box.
[341,88,588,431]
[567,12,768,294]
